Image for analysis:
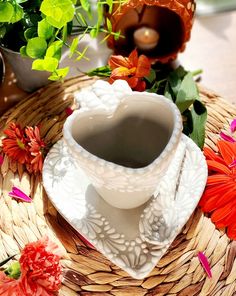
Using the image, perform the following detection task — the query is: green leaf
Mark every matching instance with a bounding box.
[5,261,21,280]
[48,67,69,80]
[10,4,23,23]
[164,81,174,101]
[69,36,79,58]
[38,19,54,40]
[175,72,199,113]
[15,0,28,3]
[114,31,121,41]
[145,68,156,84]
[190,100,207,149]
[76,12,87,26]
[0,2,14,22]
[46,40,63,60]
[0,25,6,38]
[90,28,98,38]
[26,37,47,58]
[80,0,91,13]
[106,0,114,13]
[87,65,111,77]
[20,45,28,57]
[40,0,75,29]
[182,109,193,136]
[76,45,88,61]
[0,255,16,267]
[32,57,58,72]
[24,27,37,41]
[106,18,112,32]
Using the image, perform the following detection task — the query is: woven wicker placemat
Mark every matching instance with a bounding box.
[0,76,236,296]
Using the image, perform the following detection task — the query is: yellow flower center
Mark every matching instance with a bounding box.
[17,139,25,150]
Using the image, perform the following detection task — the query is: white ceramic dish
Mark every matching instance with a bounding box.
[42,134,207,279]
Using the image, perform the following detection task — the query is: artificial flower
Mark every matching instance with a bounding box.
[2,123,47,173]
[2,123,29,164]
[108,49,151,91]
[8,186,32,203]
[0,236,63,296]
[199,140,236,240]
[198,252,212,278]
[25,126,46,173]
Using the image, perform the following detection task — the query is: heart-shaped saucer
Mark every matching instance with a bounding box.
[42,134,207,279]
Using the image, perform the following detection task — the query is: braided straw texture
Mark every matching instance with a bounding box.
[0,76,236,296]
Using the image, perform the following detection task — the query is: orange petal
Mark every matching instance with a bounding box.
[108,55,131,70]
[199,182,233,208]
[217,140,236,166]
[207,160,231,175]
[214,187,236,209]
[128,49,139,66]
[111,67,134,78]
[211,199,236,223]
[127,76,139,88]
[134,80,146,91]
[203,147,225,164]
[200,192,223,212]
[215,206,236,228]
[135,55,151,77]
[227,223,236,240]
[199,183,235,212]
[207,174,232,185]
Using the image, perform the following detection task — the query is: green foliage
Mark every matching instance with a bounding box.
[5,261,21,279]
[0,0,123,80]
[87,64,207,149]
[26,37,47,58]
[40,0,75,29]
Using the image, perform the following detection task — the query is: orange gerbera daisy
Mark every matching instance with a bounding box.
[2,123,30,164]
[199,140,236,240]
[108,49,151,91]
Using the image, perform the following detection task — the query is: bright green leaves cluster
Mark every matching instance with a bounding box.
[26,37,47,58]
[38,19,54,40]
[0,1,24,23]
[40,0,75,29]
[0,0,123,81]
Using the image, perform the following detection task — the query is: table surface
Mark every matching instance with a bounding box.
[0,10,236,116]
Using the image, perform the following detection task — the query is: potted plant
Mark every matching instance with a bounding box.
[0,0,120,91]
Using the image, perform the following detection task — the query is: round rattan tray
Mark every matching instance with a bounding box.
[0,76,236,296]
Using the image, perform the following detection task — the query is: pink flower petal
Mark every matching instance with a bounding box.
[198,252,212,278]
[230,119,236,133]
[0,155,3,166]
[219,132,236,143]
[9,186,32,203]
[65,107,73,116]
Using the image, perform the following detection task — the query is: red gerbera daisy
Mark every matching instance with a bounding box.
[2,123,30,164]
[199,140,236,240]
[25,126,46,173]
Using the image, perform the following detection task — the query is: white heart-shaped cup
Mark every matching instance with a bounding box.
[63,89,182,209]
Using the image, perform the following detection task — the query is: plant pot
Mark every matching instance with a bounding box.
[0,46,50,92]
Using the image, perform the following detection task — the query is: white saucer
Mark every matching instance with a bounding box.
[42,134,207,279]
